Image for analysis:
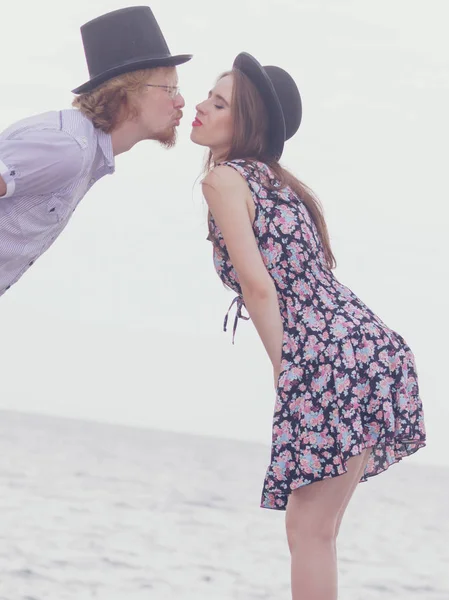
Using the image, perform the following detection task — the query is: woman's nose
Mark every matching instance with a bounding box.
[195,100,207,114]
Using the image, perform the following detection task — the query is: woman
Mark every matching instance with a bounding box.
[190,52,426,600]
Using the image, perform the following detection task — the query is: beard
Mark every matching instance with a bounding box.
[156,126,177,149]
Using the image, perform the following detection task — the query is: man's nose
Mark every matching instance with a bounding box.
[174,93,186,109]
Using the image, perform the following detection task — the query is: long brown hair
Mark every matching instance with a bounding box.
[205,69,336,270]
[72,67,172,133]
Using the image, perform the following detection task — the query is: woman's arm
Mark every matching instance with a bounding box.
[202,165,283,375]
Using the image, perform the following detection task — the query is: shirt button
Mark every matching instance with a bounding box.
[89,178,95,185]
[29,261,34,266]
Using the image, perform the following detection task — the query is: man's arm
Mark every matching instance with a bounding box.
[0,130,84,199]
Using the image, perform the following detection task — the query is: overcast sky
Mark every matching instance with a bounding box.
[1,0,448,467]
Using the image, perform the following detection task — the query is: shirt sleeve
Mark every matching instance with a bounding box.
[0,129,84,199]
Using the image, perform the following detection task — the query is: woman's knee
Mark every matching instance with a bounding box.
[286,498,337,552]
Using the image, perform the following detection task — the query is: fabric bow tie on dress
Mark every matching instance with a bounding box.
[223,295,250,344]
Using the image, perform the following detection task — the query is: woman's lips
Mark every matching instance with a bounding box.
[192,117,203,127]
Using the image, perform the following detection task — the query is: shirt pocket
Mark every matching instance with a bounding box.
[17,195,71,237]
[47,195,73,222]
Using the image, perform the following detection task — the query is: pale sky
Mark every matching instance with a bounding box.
[0,0,448,467]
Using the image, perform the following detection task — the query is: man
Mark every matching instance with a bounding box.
[0,6,191,296]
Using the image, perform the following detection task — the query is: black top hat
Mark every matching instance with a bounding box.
[72,6,192,94]
[233,52,302,160]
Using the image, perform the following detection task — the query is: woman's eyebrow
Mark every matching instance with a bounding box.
[208,91,229,106]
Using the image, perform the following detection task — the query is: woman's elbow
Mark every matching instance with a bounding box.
[241,276,276,301]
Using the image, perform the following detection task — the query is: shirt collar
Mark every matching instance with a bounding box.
[97,128,115,171]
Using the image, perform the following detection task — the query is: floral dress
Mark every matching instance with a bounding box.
[208,159,426,511]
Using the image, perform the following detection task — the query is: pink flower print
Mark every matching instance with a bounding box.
[305,430,328,448]
[272,449,295,481]
[289,395,304,416]
[255,212,268,236]
[310,412,325,428]
[270,266,288,289]
[321,391,334,408]
[274,205,297,234]
[292,278,313,301]
[304,335,324,362]
[335,372,351,396]
[286,241,306,272]
[263,493,278,509]
[331,316,351,340]
[213,251,224,274]
[367,361,382,377]
[351,415,364,435]
[257,185,268,199]
[383,401,394,428]
[283,366,306,392]
[379,347,401,373]
[300,222,318,252]
[310,364,332,393]
[377,376,395,398]
[364,421,381,440]
[354,380,370,400]
[355,338,376,364]
[388,353,401,372]
[342,339,356,369]
[298,204,313,226]
[301,401,325,428]
[395,387,410,410]
[268,221,281,239]
[300,222,313,244]
[273,420,294,445]
[337,428,353,452]
[328,408,341,429]
[326,343,339,359]
[303,306,326,332]
[284,335,299,356]
[318,287,337,309]
[274,394,285,413]
[300,449,322,476]
[363,321,381,337]
[289,310,307,332]
[261,238,283,266]
[406,372,418,396]
[251,180,261,194]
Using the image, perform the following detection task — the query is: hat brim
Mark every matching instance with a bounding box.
[72,54,192,94]
[233,52,285,160]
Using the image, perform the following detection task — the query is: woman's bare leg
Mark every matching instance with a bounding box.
[335,448,371,537]
[285,449,371,600]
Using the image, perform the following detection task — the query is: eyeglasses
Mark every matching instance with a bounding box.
[145,84,181,99]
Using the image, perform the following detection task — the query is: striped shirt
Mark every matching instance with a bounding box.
[0,109,115,296]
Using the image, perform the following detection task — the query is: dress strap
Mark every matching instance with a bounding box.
[223,295,250,344]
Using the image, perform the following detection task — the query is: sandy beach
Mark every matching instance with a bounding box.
[0,410,447,600]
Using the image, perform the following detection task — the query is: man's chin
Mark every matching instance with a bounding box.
[155,127,177,149]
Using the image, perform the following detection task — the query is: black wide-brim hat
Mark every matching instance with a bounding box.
[72,6,192,94]
[233,52,302,160]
